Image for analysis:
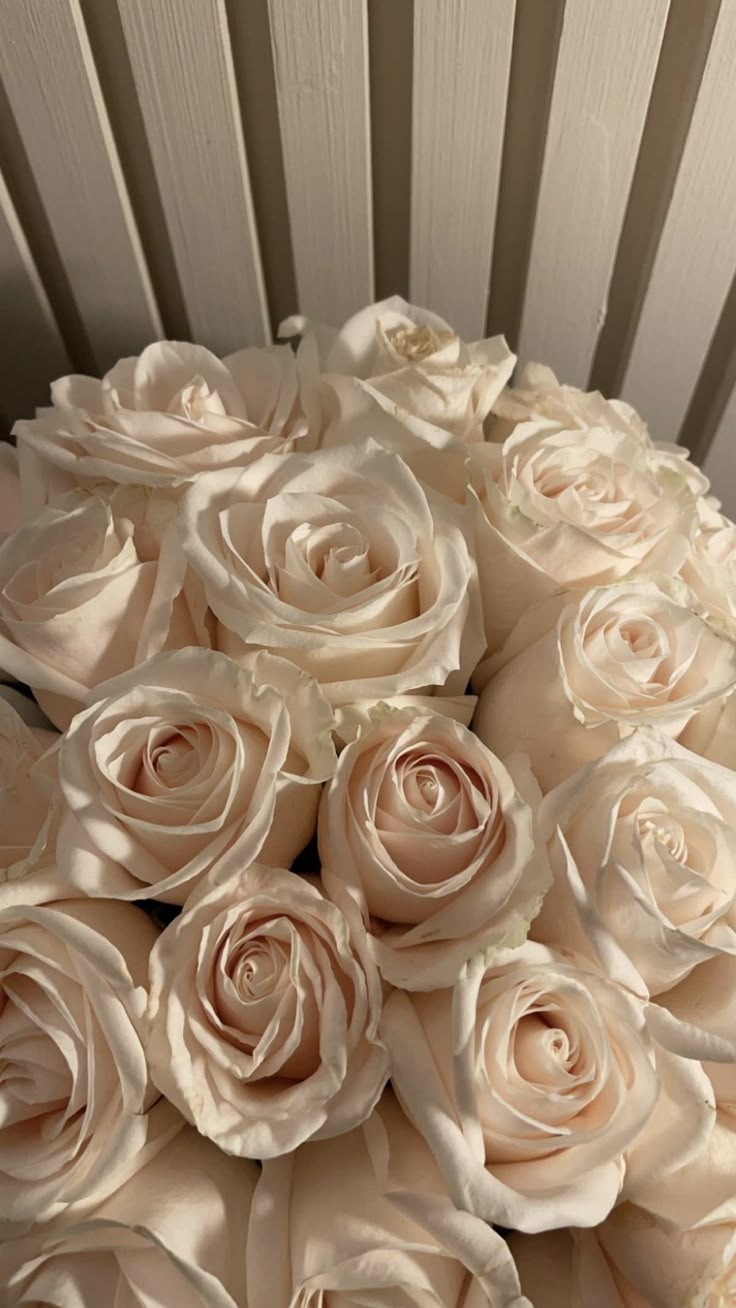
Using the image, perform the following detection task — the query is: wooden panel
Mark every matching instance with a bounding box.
[268,0,373,323]
[622,0,736,442]
[0,0,161,372]
[704,379,736,519]
[517,0,669,387]
[118,0,270,352]
[0,168,69,426]
[410,0,515,340]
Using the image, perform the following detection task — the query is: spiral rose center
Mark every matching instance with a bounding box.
[139,724,203,792]
[229,938,288,1001]
[386,323,454,362]
[513,1010,583,1087]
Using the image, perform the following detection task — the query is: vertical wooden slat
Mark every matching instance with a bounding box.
[621,0,736,443]
[0,0,161,372]
[517,0,669,387]
[410,0,515,340]
[703,380,736,518]
[268,0,373,324]
[0,167,69,426]
[118,0,270,353]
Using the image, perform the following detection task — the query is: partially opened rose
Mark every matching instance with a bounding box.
[382,941,659,1232]
[57,648,336,902]
[319,706,550,989]
[468,414,698,651]
[533,730,736,1061]
[0,487,199,727]
[0,1119,258,1308]
[247,1090,529,1308]
[180,440,484,707]
[14,340,315,511]
[0,693,56,873]
[489,362,652,443]
[284,295,515,443]
[681,499,736,634]
[146,863,389,1158]
[0,894,162,1226]
[474,581,736,791]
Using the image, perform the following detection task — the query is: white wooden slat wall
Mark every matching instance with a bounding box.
[1,0,736,507]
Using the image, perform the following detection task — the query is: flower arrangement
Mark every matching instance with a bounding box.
[1,297,735,1306]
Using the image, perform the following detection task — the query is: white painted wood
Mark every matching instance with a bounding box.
[410,0,515,340]
[622,1,736,443]
[0,0,161,372]
[518,0,669,387]
[118,0,270,352]
[704,380,736,518]
[0,168,69,425]
[268,0,373,324]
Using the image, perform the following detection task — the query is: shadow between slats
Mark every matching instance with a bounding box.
[680,269,736,465]
[589,0,722,399]
[226,0,297,334]
[486,0,564,351]
[368,0,413,303]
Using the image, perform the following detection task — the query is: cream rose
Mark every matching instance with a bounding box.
[0,1118,258,1308]
[468,413,698,651]
[0,692,56,873]
[474,581,736,792]
[247,1090,529,1308]
[511,1206,736,1308]
[319,706,550,989]
[0,442,21,545]
[15,340,314,510]
[681,499,736,634]
[382,941,659,1233]
[533,730,736,1062]
[180,440,484,707]
[56,648,336,903]
[0,893,163,1227]
[146,863,389,1158]
[0,488,200,728]
[284,295,515,443]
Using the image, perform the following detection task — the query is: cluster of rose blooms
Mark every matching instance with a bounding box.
[1,296,735,1307]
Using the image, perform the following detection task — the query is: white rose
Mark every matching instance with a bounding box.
[0,893,163,1227]
[319,706,550,989]
[382,941,659,1233]
[247,1090,530,1308]
[15,340,314,511]
[0,488,200,728]
[0,693,56,873]
[474,581,736,792]
[146,863,389,1158]
[681,500,736,634]
[0,1119,258,1308]
[56,648,336,903]
[490,362,651,441]
[284,295,515,443]
[180,440,484,708]
[0,442,21,545]
[468,415,698,652]
[533,729,736,1062]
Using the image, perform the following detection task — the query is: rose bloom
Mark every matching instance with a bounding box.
[382,940,660,1233]
[474,581,736,792]
[533,729,736,1062]
[0,442,22,545]
[468,397,699,651]
[0,892,163,1227]
[509,1206,736,1308]
[0,691,56,873]
[180,440,484,708]
[247,1090,529,1308]
[147,863,389,1158]
[14,339,315,510]
[681,498,736,634]
[0,1117,258,1308]
[283,295,515,444]
[319,706,550,989]
[0,487,200,728]
[56,648,336,903]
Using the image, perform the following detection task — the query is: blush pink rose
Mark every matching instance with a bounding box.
[474,581,736,792]
[0,894,163,1227]
[319,706,550,989]
[180,440,484,708]
[14,340,315,512]
[247,1089,529,1308]
[0,488,201,728]
[0,1117,258,1308]
[57,648,336,903]
[146,863,389,1158]
[382,941,660,1233]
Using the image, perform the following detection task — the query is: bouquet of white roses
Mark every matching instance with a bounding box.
[0,297,734,1307]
